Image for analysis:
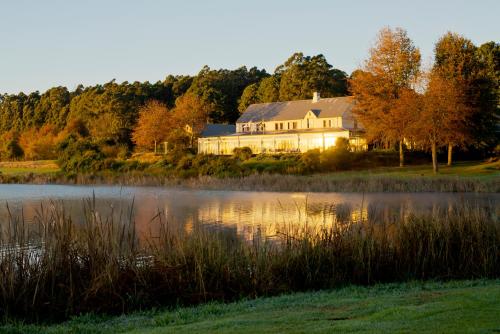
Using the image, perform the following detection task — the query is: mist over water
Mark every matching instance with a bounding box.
[0,184,497,241]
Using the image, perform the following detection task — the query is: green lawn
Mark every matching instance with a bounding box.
[321,160,500,179]
[3,280,499,334]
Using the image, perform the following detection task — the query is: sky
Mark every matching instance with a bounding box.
[0,0,498,94]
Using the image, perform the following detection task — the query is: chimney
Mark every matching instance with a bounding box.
[312,92,320,103]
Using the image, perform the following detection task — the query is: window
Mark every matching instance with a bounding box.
[293,122,297,129]
[307,119,310,128]
[288,122,290,129]
[275,123,279,130]
[323,120,327,128]
[279,123,283,130]
[329,120,332,127]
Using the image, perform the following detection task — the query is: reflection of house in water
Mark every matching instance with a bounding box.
[195,196,369,241]
[199,93,367,155]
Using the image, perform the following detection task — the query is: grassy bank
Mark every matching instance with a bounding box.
[0,160,498,192]
[0,200,498,323]
[4,280,500,333]
[0,160,59,175]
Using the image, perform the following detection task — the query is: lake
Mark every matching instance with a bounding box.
[0,184,497,241]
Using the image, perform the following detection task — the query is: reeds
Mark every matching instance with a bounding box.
[0,200,498,322]
[0,172,497,192]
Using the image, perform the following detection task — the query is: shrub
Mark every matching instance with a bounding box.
[3,138,24,160]
[197,156,243,177]
[233,147,252,161]
[176,155,194,171]
[57,135,106,172]
[300,149,321,172]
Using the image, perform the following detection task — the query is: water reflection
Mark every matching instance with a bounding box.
[0,185,497,242]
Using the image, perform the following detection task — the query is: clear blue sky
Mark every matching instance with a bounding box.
[1,0,498,94]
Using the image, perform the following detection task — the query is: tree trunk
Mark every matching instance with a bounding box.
[154,140,157,154]
[447,143,453,166]
[399,140,404,167]
[431,141,438,174]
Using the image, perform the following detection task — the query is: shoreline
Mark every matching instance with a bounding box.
[0,172,498,193]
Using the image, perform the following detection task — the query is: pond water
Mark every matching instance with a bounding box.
[0,184,497,240]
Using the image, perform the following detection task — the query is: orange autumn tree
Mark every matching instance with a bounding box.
[19,124,60,160]
[171,93,212,147]
[132,100,172,153]
[420,71,469,173]
[350,27,421,167]
[433,32,478,165]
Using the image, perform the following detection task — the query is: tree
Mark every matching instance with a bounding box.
[238,83,259,113]
[132,100,172,152]
[277,53,347,101]
[473,42,500,153]
[350,27,421,167]
[172,93,213,147]
[433,32,478,165]
[188,66,267,123]
[33,87,70,129]
[420,71,469,173]
[257,76,280,102]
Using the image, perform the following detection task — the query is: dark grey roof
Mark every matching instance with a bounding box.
[237,96,355,123]
[201,124,236,137]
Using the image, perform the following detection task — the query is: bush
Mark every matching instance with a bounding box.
[198,156,243,177]
[57,135,106,172]
[3,138,24,160]
[300,149,321,172]
[233,147,252,161]
[320,138,353,171]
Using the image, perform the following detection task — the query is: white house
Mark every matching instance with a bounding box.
[198,93,366,155]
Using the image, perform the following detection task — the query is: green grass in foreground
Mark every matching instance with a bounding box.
[3,280,499,334]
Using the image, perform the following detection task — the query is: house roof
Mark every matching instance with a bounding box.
[237,96,355,123]
[201,124,236,137]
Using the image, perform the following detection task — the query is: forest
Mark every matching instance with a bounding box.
[0,53,348,162]
[0,29,498,175]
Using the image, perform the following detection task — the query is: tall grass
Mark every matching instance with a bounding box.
[0,199,498,323]
[0,172,498,192]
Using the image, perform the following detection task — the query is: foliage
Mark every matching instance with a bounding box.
[188,66,268,123]
[277,53,348,101]
[57,135,106,172]
[300,149,321,172]
[350,27,421,167]
[19,125,60,160]
[3,138,24,160]
[232,147,252,160]
[419,71,470,172]
[171,92,213,146]
[132,100,171,151]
